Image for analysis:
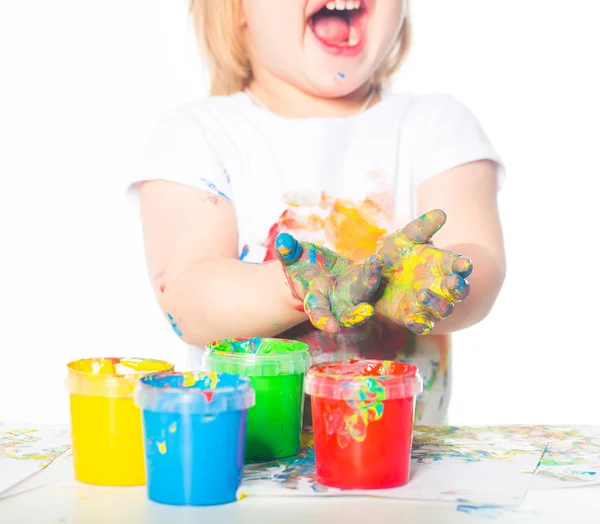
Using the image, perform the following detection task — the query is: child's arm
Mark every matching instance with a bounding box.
[139,180,306,345]
[139,180,382,345]
[416,159,506,334]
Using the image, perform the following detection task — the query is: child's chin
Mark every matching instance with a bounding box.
[305,75,367,99]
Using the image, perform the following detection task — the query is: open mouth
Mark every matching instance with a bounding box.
[308,0,369,52]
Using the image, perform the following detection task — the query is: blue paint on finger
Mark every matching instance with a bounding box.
[275,233,302,261]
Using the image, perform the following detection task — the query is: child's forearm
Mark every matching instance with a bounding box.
[160,259,306,346]
[429,243,506,334]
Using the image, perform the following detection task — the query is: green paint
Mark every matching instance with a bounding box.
[245,373,304,460]
[203,338,312,461]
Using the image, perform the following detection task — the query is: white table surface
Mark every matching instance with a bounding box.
[1,465,599,524]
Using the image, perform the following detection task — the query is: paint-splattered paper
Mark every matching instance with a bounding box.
[0,421,71,498]
[242,426,548,506]
[527,425,600,489]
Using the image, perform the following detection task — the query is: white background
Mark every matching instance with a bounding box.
[0,0,598,425]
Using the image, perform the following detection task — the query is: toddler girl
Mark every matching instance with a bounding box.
[129,0,506,424]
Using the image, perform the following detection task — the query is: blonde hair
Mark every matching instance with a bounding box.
[189,0,412,96]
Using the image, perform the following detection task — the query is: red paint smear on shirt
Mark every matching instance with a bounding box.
[263,222,281,262]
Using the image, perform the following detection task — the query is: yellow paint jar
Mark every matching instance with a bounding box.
[66,357,173,486]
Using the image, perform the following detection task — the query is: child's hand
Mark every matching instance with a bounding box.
[375,210,473,335]
[275,233,383,334]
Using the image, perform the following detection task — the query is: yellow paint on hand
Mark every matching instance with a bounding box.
[342,303,374,326]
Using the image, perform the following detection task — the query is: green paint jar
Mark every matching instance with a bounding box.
[204,338,311,461]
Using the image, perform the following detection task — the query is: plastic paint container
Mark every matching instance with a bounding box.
[135,371,255,506]
[204,338,311,461]
[305,359,423,490]
[66,357,173,486]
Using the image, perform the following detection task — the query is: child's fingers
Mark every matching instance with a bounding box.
[452,256,472,278]
[304,289,340,334]
[401,209,447,244]
[349,254,383,303]
[404,314,434,336]
[445,273,470,301]
[275,233,303,264]
[339,303,375,328]
[417,288,454,320]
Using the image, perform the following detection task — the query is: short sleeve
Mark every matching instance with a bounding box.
[127,107,232,202]
[406,94,505,189]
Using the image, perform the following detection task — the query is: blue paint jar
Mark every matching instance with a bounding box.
[134,371,255,506]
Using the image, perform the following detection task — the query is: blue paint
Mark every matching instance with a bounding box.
[167,313,183,337]
[275,233,302,261]
[239,244,250,261]
[337,72,345,78]
[137,372,255,506]
[309,246,317,264]
[456,504,505,519]
[199,178,231,201]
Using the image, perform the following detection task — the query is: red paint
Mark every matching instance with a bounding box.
[263,222,282,262]
[159,285,166,294]
[201,391,214,402]
[311,396,415,489]
[306,359,421,490]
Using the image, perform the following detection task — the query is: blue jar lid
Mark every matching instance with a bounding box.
[134,371,255,415]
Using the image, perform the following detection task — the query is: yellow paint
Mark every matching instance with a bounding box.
[238,491,248,500]
[69,395,146,486]
[169,422,177,433]
[67,357,173,487]
[182,373,197,387]
[71,357,166,375]
[380,240,455,328]
[205,371,219,389]
[325,200,387,261]
[157,441,167,454]
[341,303,374,327]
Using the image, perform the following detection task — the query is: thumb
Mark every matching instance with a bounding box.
[401,209,447,244]
[275,233,303,265]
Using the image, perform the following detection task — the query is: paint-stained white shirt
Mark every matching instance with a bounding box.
[129,91,503,424]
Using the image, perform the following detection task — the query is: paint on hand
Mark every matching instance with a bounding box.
[169,422,177,433]
[375,210,473,335]
[167,313,183,338]
[157,441,167,454]
[274,232,382,333]
[336,72,345,79]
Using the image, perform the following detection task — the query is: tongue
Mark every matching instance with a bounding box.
[312,15,350,45]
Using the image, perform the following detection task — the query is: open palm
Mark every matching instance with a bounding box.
[375,210,473,335]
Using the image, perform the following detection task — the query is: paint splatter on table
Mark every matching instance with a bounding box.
[241,425,600,506]
[0,422,71,498]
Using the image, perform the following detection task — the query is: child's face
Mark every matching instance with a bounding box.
[242,0,406,95]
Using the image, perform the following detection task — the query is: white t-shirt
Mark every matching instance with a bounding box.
[129,91,503,424]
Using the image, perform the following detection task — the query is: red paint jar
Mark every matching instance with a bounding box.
[305,359,423,490]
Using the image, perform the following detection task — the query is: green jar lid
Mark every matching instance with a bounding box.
[204,338,311,377]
